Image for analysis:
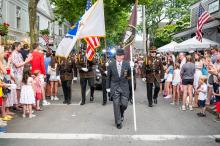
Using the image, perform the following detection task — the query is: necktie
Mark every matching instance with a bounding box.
[117,62,121,77]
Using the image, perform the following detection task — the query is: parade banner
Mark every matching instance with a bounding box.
[123,3,137,61]
[122,0,138,132]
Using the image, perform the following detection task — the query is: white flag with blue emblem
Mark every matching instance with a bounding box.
[56,20,80,58]
[56,0,105,58]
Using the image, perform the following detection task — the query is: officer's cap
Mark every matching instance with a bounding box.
[116,48,125,56]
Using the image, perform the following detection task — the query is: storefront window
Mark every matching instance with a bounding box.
[16,6,21,29]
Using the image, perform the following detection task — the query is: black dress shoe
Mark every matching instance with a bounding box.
[116,123,122,129]
[63,101,67,104]
[121,116,124,122]
[90,97,94,102]
[129,98,133,104]
[153,99,157,104]
[80,102,85,105]
[67,101,71,105]
[102,102,107,106]
[215,138,220,143]
[148,104,153,107]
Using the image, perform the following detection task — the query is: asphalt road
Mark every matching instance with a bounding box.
[0,79,219,146]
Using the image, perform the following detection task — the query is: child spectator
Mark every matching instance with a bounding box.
[20,70,36,118]
[196,76,207,117]
[0,80,11,121]
[33,70,43,111]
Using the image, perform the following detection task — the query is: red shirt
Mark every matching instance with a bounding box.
[30,51,46,75]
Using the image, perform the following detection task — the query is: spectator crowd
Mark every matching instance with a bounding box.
[0,42,65,129]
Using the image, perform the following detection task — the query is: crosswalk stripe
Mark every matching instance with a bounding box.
[0,133,219,141]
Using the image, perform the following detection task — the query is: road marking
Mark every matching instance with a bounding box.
[86,89,90,96]
[49,89,90,106]
[0,133,219,141]
[49,103,80,106]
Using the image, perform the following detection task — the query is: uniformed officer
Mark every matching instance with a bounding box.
[142,48,164,107]
[70,53,78,80]
[77,54,96,105]
[98,54,112,105]
[106,48,131,129]
[58,57,74,105]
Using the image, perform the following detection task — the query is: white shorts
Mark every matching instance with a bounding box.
[172,82,180,86]
[166,74,173,82]
[39,74,46,87]
[15,75,23,90]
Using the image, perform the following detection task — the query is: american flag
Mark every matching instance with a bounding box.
[86,44,95,61]
[42,34,49,45]
[85,0,100,61]
[196,4,211,42]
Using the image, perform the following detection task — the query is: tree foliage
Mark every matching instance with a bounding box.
[154,15,190,47]
[50,0,135,46]
[50,0,198,47]
[137,0,198,49]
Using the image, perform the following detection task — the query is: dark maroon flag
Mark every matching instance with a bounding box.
[123,2,137,61]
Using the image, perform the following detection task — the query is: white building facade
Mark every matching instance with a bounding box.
[0,0,69,48]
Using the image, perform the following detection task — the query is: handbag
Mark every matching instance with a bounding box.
[201,64,208,76]
[208,74,214,85]
[2,77,11,98]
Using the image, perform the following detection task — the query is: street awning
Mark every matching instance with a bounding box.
[174,37,220,52]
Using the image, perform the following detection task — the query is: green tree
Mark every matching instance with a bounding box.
[28,0,40,48]
[138,0,197,49]
[154,14,190,48]
[50,0,135,46]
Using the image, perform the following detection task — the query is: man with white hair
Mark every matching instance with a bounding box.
[179,52,186,70]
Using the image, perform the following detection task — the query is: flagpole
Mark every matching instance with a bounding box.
[104,37,107,61]
[142,5,146,55]
[130,44,137,132]
[131,0,138,132]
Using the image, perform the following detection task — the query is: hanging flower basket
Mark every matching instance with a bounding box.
[0,22,10,36]
[40,29,50,35]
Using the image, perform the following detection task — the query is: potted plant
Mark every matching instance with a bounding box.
[0,22,10,36]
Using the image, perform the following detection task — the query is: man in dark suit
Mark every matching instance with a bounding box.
[142,48,164,107]
[106,48,131,129]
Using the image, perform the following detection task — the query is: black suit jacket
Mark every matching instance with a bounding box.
[106,60,131,98]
